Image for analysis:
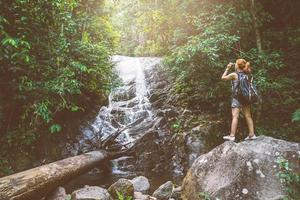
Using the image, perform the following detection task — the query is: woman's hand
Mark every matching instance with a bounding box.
[222,63,236,81]
[227,62,234,70]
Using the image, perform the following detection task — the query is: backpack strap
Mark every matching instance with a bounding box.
[231,72,239,97]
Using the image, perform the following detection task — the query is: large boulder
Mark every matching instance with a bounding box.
[181,136,300,200]
[71,186,112,200]
[108,178,134,199]
[152,181,174,200]
[130,176,151,194]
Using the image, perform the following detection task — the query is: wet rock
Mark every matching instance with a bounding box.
[133,130,161,174]
[130,176,151,194]
[152,117,167,129]
[185,134,204,166]
[108,178,134,199]
[185,134,203,153]
[181,136,300,200]
[46,187,70,200]
[152,181,174,200]
[71,186,112,200]
[155,109,165,118]
[164,108,178,119]
[111,85,135,102]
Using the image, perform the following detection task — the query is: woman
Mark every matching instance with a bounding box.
[221,59,257,141]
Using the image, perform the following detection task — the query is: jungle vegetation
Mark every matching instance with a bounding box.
[0,0,299,175]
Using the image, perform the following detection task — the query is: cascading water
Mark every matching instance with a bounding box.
[77,56,161,174]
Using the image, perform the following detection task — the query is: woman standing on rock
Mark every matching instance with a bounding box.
[221,59,257,141]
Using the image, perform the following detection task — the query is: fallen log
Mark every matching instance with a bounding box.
[0,150,109,200]
[102,117,144,148]
[0,118,145,200]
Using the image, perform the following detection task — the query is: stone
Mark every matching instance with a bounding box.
[71,186,112,200]
[130,176,151,194]
[46,187,70,200]
[152,181,174,200]
[108,178,134,199]
[185,134,203,153]
[181,136,300,200]
[164,108,178,119]
[171,186,182,199]
[134,192,157,200]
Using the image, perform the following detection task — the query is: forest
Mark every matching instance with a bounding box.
[108,0,300,139]
[0,0,300,199]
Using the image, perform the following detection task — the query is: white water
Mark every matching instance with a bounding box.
[78,56,161,157]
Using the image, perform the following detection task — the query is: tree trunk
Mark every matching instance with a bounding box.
[0,118,141,200]
[250,0,263,54]
[0,150,109,200]
[250,0,263,123]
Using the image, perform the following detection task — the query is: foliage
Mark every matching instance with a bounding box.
[0,159,14,177]
[199,192,211,200]
[116,191,132,200]
[292,109,300,122]
[170,118,183,133]
[276,156,300,200]
[106,0,184,56]
[109,0,300,140]
[0,0,119,174]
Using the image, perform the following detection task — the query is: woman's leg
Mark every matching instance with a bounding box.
[242,105,255,136]
[230,107,240,136]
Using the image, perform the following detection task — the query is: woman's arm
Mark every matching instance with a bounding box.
[221,63,236,81]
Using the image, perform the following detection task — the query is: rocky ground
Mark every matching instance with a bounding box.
[182,136,300,200]
[46,175,180,200]
[46,136,300,200]
[46,63,300,200]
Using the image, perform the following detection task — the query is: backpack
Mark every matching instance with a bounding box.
[233,72,260,105]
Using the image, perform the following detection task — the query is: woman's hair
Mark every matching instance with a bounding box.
[244,62,252,74]
[236,58,251,74]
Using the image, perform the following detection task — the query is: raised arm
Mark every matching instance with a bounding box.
[221,63,236,81]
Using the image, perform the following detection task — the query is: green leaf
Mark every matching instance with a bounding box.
[71,61,88,72]
[1,37,18,48]
[292,109,300,122]
[49,124,62,133]
[70,105,80,112]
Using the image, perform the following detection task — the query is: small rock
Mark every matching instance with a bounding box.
[134,192,157,200]
[46,187,70,200]
[130,176,151,194]
[108,178,134,199]
[242,188,249,195]
[191,125,202,134]
[71,186,112,200]
[152,181,173,200]
[171,186,182,199]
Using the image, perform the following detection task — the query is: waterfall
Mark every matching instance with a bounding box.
[72,56,161,174]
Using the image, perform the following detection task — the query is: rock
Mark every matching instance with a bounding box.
[134,192,157,200]
[181,136,300,200]
[71,186,112,200]
[185,134,205,166]
[185,134,203,153]
[164,108,178,119]
[191,125,202,135]
[152,181,174,200]
[130,176,151,194]
[171,186,182,199]
[108,178,134,199]
[46,187,70,200]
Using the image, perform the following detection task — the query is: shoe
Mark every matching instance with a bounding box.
[223,135,235,141]
[244,135,257,141]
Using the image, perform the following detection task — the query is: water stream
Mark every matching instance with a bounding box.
[64,56,166,192]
